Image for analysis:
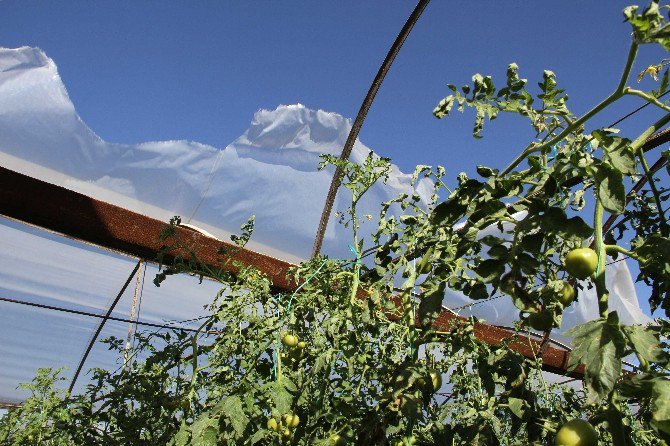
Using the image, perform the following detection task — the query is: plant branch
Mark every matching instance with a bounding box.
[499,41,639,176]
[605,244,637,259]
[639,150,669,237]
[624,87,670,113]
[630,112,670,237]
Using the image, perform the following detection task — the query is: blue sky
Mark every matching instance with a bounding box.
[2,1,668,316]
[3,1,667,174]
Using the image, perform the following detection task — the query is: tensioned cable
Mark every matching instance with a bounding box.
[0,295,204,332]
[609,89,670,127]
[185,147,225,224]
[130,262,147,353]
[311,0,431,258]
[69,260,141,393]
[124,261,145,365]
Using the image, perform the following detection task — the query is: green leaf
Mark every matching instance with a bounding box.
[593,131,636,175]
[624,2,670,50]
[477,165,497,178]
[624,325,665,364]
[191,416,219,446]
[565,312,626,404]
[218,396,248,437]
[475,259,505,283]
[467,282,489,300]
[507,397,530,419]
[538,207,593,240]
[171,424,191,446]
[418,281,446,327]
[433,96,455,119]
[592,163,626,214]
[268,381,293,414]
[651,379,670,438]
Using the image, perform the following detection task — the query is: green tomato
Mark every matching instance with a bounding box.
[282,428,291,438]
[564,248,598,280]
[328,434,347,446]
[289,414,299,428]
[297,341,307,349]
[267,418,279,431]
[428,370,442,391]
[528,311,553,332]
[557,281,575,307]
[282,414,299,427]
[555,419,598,446]
[281,333,299,348]
[418,370,442,392]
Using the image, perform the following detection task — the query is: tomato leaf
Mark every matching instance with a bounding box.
[418,281,446,327]
[217,396,248,437]
[267,381,293,414]
[633,235,670,316]
[592,131,636,175]
[171,424,191,446]
[624,325,666,365]
[190,416,219,446]
[565,312,626,404]
[475,259,505,283]
[651,379,670,440]
[592,163,626,214]
[537,207,593,241]
[507,397,530,419]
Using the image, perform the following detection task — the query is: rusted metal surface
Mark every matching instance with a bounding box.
[433,310,582,377]
[381,294,580,378]
[0,166,296,291]
[0,401,22,410]
[0,165,579,376]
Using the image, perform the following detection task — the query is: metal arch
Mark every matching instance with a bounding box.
[311,0,431,258]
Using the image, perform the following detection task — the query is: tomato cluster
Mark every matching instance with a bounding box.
[280,333,307,364]
[267,412,300,440]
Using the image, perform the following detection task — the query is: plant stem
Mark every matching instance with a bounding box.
[608,390,632,446]
[594,201,631,445]
[499,41,639,176]
[630,111,670,237]
[350,200,361,307]
[624,87,670,112]
[593,200,609,318]
[604,244,637,258]
[639,149,670,237]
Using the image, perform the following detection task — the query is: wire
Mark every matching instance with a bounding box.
[0,295,202,333]
[131,262,147,353]
[609,89,670,128]
[124,261,144,364]
[69,261,141,393]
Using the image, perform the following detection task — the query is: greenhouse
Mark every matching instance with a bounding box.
[0,1,669,445]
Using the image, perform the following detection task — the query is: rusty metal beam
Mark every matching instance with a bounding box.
[0,165,296,291]
[0,166,577,377]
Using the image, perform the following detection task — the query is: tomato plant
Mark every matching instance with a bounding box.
[1,2,670,445]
